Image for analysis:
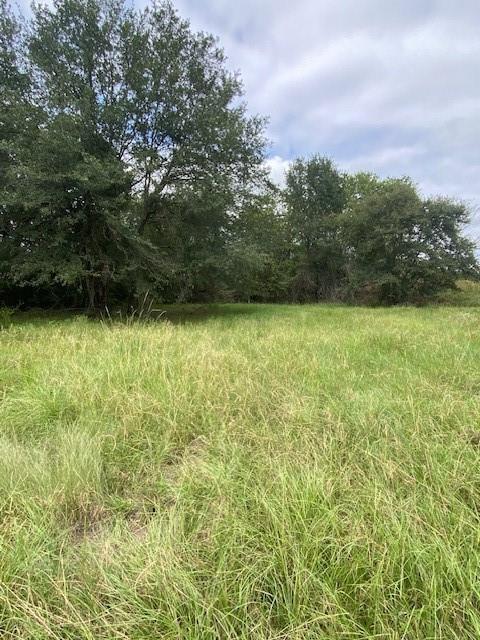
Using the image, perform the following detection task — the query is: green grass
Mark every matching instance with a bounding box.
[1,303,480,639]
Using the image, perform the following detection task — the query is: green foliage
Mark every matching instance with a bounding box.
[285,156,346,300]
[224,191,291,301]
[1,0,266,309]
[433,279,480,306]
[0,0,477,308]
[340,176,478,304]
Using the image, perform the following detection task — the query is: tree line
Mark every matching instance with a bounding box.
[1,0,478,310]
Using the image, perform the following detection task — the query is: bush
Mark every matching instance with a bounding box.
[434,279,480,306]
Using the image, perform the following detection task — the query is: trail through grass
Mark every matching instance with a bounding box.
[1,304,480,638]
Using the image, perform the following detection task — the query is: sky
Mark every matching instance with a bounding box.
[170,0,480,237]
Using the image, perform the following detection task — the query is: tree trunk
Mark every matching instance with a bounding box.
[85,276,96,311]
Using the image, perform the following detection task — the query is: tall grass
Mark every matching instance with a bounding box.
[1,304,480,638]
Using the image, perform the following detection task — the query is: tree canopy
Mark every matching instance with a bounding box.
[0,0,477,309]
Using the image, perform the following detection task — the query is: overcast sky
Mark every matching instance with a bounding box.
[170,0,480,236]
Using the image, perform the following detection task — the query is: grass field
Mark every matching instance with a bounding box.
[1,303,480,639]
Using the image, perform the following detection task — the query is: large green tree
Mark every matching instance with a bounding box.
[1,0,266,308]
[284,156,346,300]
[2,0,154,307]
[340,175,478,303]
[225,189,291,301]
[129,2,266,236]
[0,0,44,304]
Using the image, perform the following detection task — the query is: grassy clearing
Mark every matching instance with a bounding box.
[1,304,480,639]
